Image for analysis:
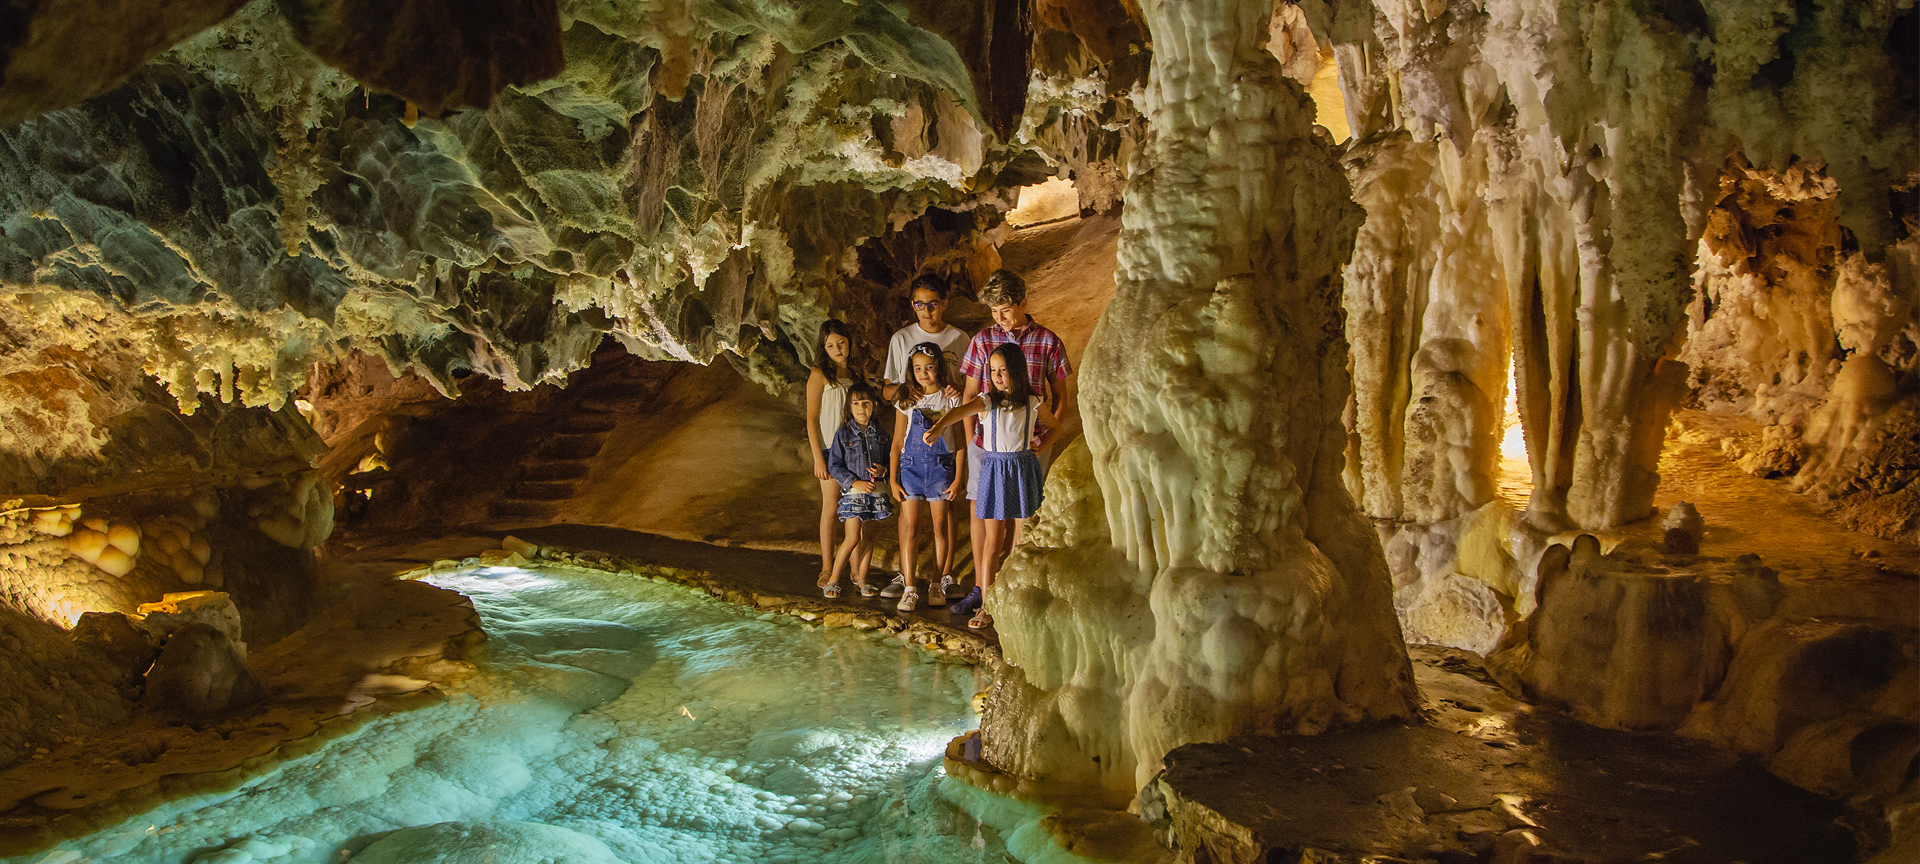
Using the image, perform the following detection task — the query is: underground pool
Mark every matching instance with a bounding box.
[9,563,1007,864]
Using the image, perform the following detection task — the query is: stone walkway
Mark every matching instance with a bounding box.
[323,523,1000,663]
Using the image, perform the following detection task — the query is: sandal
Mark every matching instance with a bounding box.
[968,611,992,630]
[857,578,878,598]
[816,570,832,588]
[822,581,842,599]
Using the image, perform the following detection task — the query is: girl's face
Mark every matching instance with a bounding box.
[823,334,850,368]
[911,353,939,390]
[988,354,1011,393]
[848,395,875,426]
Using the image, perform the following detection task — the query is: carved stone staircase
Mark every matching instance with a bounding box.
[488,412,618,523]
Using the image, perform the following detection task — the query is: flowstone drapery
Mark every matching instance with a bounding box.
[979,0,1418,802]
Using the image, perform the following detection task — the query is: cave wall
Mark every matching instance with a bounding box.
[1327,0,1917,537]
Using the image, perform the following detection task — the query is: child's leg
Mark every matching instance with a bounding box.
[930,500,952,578]
[818,478,841,575]
[1012,516,1027,548]
[898,500,924,589]
[853,518,876,585]
[970,511,986,585]
[978,518,1009,592]
[830,516,862,584]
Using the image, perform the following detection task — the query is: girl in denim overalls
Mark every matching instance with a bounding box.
[887,342,965,612]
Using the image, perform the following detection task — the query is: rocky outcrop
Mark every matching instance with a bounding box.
[979,0,1418,805]
[140,621,267,721]
[1488,533,1919,806]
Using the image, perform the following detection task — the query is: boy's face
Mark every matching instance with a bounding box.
[849,395,876,425]
[990,300,1026,332]
[911,288,946,328]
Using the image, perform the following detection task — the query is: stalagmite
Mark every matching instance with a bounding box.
[980,0,1418,801]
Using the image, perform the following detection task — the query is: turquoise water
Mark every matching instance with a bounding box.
[15,564,1007,863]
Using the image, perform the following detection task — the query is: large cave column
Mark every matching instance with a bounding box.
[981,0,1418,800]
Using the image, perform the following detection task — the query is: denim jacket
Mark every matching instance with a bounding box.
[827,421,890,489]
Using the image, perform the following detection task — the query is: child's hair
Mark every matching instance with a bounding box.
[813,318,856,376]
[978,269,1026,307]
[983,342,1034,409]
[843,380,881,425]
[895,341,952,409]
[908,273,950,300]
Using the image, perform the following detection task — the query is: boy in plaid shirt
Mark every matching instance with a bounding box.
[951,269,1073,618]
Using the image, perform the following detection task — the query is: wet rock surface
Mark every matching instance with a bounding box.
[0,578,483,857]
[1148,647,1862,864]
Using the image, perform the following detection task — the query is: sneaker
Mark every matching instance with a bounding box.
[878,575,906,598]
[952,586,983,617]
[926,576,953,607]
[896,587,919,613]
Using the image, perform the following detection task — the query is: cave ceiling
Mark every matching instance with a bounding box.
[0,0,1097,488]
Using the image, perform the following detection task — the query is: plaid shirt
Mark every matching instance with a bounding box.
[959,318,1072,396]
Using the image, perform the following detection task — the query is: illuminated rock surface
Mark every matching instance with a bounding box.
[982,0,1418,804]
[0,0,1913,859]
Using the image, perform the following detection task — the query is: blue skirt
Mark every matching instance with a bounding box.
[975,450,1043,520]
[837,491,894,522]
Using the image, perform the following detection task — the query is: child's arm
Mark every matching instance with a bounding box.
[1032,399,1062,450]
[889,410,908,500]
[926,396,986,445]
[827,431,859,489]
[804,369,830,480]
[944,452,966,501]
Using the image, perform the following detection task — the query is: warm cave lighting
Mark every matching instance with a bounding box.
[1006,177,1080,226]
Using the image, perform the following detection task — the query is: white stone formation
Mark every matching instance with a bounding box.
[980,0,1419,802]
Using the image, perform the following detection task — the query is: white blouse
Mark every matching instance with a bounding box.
[818,377,851,444]
[979,395,1042,453]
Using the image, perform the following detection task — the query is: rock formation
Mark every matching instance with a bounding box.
[980,0,1419,803]
[0,0,1912,857]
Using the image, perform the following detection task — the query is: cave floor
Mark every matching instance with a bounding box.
[1492,409,1917,606]
[1154,646,1864,864]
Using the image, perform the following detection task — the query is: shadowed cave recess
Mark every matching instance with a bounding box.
[0,0,1914,862]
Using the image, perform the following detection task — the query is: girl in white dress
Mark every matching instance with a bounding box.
[806,319,860,586]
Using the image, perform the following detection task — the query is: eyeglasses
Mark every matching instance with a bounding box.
[910,300,943,310]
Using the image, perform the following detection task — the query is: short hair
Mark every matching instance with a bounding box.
[908,273,950,300]
[978,269,1026,308]
[983,342,1035,409]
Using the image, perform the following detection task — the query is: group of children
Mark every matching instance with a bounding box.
[803,270,1070,630]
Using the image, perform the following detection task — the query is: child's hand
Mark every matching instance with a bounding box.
[943,479,963,501]
[891,482,906,501]
[1032,424,1054,451]
[942,385,960,401]
[922,428,939,446]
[853,480,875,494]
[812,454,831,481]
[868,464,883,479]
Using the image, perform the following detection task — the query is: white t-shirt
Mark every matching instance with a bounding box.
[883,323,969,384]
[899,391,965,451]
[979,395,1043,453]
